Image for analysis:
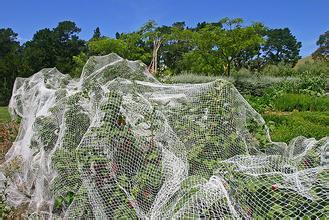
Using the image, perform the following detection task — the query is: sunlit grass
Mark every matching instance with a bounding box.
[263,111,329,143]
[0,107,10,123]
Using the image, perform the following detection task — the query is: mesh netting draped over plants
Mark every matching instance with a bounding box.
[1,53,328,219]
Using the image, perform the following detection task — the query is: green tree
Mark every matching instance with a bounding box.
[177,21,226,75]
[22,21,86,76]
[262,28,302,66]
[312,31,328,62]
[0,28,21,105]
[178,18,265,76]
[159,22,192,73]
[140,20,173,74]
[88,21,161,67]
[217,18,265,75]
[92,27,102,40]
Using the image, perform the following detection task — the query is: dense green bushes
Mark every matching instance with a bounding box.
[260,63,298,77]
[163,73,224,84]
[163,61,329,98]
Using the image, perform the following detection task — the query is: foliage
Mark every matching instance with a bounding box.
[21,21,86,76]
[2,54,328,218]
[271,94,329,112]
[233,75,290,96]
[163,73,222,84]
[246,92,329,113]
[160,22,190,72]
[312,31,329,62]
[0,121,19,163]
[260,62,298,76]
[0,28,21,105]
[262,28,302,66]
[71,52,89,78]
[263,111,329,143]
[165,69,328,99]
[295,60,329,77]
[88,37,128,57]
[91,27,102,40]
[0,18,307,104]
[274,75,327,95]
[215,161,328,218]
[177,18,265,76]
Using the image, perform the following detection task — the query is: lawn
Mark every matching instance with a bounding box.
[0,107,10,123]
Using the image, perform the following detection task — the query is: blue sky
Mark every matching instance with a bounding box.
[1,0,328,57]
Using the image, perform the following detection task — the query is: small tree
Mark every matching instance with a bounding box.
[91,27,102,40]
[139,21,171,75]
[312,31,329,62]
[262,28,302,66]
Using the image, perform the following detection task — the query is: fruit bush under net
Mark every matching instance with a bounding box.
[0,53,328,219]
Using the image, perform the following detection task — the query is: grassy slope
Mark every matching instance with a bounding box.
[0,107,10,123]
[294,56,314,69]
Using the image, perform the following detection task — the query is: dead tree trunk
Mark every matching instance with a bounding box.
[148,38,162,75]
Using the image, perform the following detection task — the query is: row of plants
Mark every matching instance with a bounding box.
[46,79,288,218]
[48,89,166,218]
[164,71,328,99]
[0,122,20,217]
[158,56,329,79]
[213,156,328,218]
[164,81,327,218]
[1,60,328,218]
[51,78,327,218]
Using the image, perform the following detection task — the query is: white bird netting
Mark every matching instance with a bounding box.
[0,53,328,219]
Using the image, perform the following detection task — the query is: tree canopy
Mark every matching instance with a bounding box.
[312,31,329,62]
[0,18,306,104]
[262,28,302,66]
[22,21,86,75]
[0,28,21,105]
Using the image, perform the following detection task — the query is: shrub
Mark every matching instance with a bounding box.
[0,121,19,163]
[164,73,224,84]
[234,75,292,96]
[231,67,252,77]
[244,95,273,113]
[260,63,297,77]
[273,75,326,95]
[296,61,329,77]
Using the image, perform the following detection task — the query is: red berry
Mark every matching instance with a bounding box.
[272,184,278,191]
[128,200,137,208]
[247,208,253,216]
[143,190,150,198]
[111,163,118,174]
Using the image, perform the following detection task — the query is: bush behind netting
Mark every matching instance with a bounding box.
[1,53,328,219]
